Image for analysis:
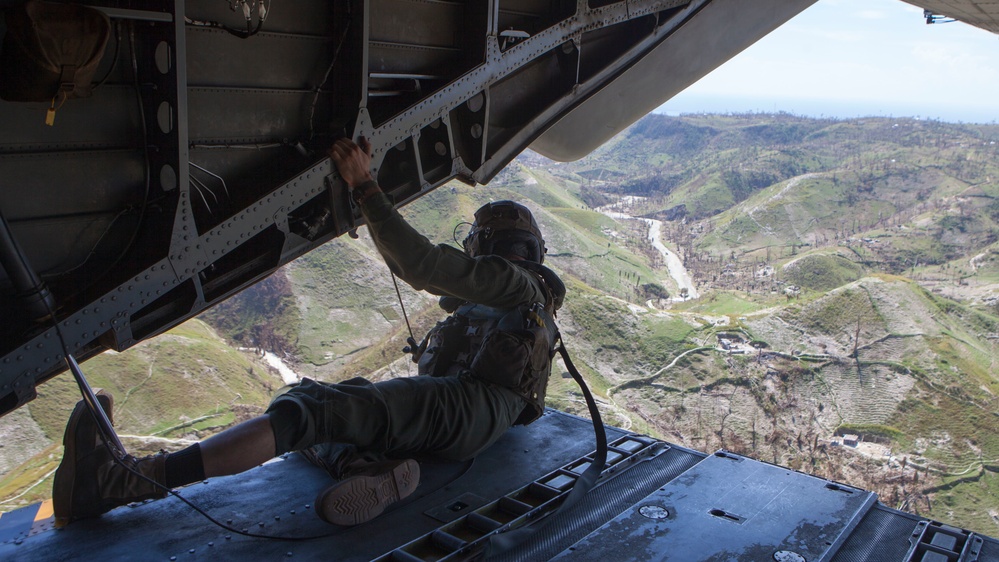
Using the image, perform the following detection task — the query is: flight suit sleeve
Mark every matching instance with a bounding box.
[357,187,546,308]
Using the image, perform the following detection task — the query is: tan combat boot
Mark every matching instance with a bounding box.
[53,391,167,526]
[315,458,420,525]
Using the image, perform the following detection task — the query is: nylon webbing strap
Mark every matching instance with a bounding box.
[485,337,607,557]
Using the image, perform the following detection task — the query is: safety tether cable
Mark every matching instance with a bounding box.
[390,270,427,361]
[485,335,608,557]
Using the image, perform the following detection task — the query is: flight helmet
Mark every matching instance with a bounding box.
[463,200,546,264]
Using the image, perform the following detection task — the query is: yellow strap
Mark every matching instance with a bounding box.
[45,92,68,126]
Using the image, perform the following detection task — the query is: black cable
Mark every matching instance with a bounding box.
[91,20,121,91]
[47,208,131,277]
[33,0,397,542]
[35,19,144,299]
[453,221,473,248]
[1,210,127,457]
[485,338,608,557]
[390,271,417,351]
[61,21,151,304]
[185,0,270,39]
[155,482,341,542]
[308,4,351,140]
[138,454,477,542]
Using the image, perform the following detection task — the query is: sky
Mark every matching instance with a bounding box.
[655,0,999,123]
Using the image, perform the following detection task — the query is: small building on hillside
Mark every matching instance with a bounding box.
[843,434,860,447]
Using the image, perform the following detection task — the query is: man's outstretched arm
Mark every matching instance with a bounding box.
[328,138,546,308]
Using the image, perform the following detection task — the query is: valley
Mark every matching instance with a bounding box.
[3,113,999,535]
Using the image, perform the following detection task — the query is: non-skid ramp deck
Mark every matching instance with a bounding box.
[2,410,997,561]
[0,410,666,560]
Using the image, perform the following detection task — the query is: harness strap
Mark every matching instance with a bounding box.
[485,336,607,557]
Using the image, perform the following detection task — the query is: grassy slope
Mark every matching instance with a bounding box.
[5,114,999,532]
[0,319,284,510]
[317,115,999,532]
[549,114,999,533]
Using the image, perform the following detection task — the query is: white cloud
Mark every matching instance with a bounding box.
[654,0,999,122]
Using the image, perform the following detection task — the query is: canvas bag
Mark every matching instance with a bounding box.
[1,0,110,121]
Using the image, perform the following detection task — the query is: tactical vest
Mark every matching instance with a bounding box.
[416,262,564,426]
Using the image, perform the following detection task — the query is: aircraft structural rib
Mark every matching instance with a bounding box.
[0,0,813,415]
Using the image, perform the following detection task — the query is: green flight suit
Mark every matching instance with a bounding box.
[267,188,553,470]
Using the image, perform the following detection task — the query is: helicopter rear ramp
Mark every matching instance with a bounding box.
[1,410,995,561]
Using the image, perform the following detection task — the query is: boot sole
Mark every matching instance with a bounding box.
[317,459,420,526]
[53,392,113,527]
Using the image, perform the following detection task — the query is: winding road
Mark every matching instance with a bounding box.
[598,204,699,301]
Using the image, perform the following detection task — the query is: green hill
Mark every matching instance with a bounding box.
[0,320,284,509]
[3,113,999,534]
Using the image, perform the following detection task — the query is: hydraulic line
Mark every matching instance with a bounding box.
[0,210,126,460]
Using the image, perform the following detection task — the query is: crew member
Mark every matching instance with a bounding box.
[53,137,565,526]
